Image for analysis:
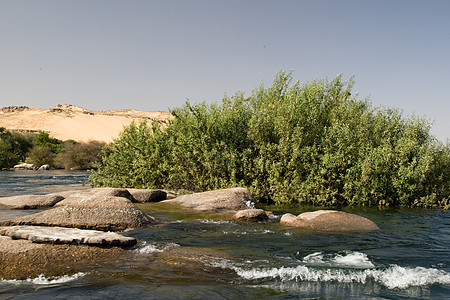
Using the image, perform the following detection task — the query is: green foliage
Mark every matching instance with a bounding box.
[55,140,106,170]
[90,71,450,209]
[0,127,34,168]
[34,132,63,153]
[27,145,54,167]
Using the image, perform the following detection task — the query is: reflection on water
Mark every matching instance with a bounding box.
[0,170,449,299]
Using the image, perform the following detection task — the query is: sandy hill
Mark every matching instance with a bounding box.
[0,104,171,143]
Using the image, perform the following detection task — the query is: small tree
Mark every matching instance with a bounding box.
[27,145,54,167]
[56,140,106,170]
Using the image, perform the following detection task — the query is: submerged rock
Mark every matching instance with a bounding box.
[233,209,269,222]
[280,210,379,231]
[0,225,136,246]
[0,194,64,209]
[1,191,156,231]
[127,188,167,203]
[161,188,254,212]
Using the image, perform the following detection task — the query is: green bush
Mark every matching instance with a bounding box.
[55,140,106,170]
[27,145,54,167]
[0,127,34,168]
[90,71,449,209]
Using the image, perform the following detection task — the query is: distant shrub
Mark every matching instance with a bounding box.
[27,145,54,167]
[34,132,63,153]
[55,140,106,170]
[0,127,34,168]
[90,71,449,209]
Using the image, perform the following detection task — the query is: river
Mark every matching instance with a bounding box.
[0,170,449,299]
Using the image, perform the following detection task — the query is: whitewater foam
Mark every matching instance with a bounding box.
[212,251,450,290]
[1,272,86,285]
[135,241,180,254]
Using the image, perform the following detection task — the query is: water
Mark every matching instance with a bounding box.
[1,171,449,299]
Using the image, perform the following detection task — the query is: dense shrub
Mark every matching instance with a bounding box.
[90,71,449,209]
[0,127,34,168]
[27,145,54,167]
[55,140,106,170]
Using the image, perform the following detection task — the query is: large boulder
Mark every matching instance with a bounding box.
[280,210,379,231]
[127,188,167,203]
[161,188,254,211]
[1,189,156,231]
[0,194,64,209]
[54,187,136,203]
[0,235,127,280]
[0,225,136,246]
[233,209,269,222]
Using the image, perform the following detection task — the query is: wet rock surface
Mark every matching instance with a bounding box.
[280,210,380,231]
[161,188,254,211]
[233,209,270,222]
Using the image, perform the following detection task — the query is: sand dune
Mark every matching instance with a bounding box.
[0,104,171,143]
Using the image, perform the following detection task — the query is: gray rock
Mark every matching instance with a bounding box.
[161,188,254,211]
[233,209,269,222]
[0,225,136,246]
[2,191,156,231]
[127,188,167,203]
[38,164,50,170]
[280,210,379,231]
[0,195,64,209]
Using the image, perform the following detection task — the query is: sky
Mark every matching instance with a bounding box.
[1,0,449,142]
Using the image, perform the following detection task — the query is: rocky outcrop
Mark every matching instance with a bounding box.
[233,209,270,222]
[0,194,64,209]
[127,188,167,203]
[161,188,254,211]
[0,235,127,280]
[280,210,379,231]
[0,225,136,246]
[2,188,156,231]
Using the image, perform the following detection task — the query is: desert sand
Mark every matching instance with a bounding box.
[0,104,171,143]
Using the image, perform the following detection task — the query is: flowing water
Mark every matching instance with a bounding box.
[0,171,449,299]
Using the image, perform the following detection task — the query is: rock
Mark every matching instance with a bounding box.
[54,187,136,203]
[0,225,136,246]
[161,188,254,211]
[233,209,269,222]
[38,164,50,170]
[2,190,156,231]
[127,188,167,203]
[0,194,64,209]
[13,163,36,170]
[0,235,127,280]
[280,210,379,231]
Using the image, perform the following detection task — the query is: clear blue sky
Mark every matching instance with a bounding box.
[1,0,449,142]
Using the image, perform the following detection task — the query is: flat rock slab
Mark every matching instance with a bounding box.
[280,210,380,231]
[0,195,64,209]
[0,225,136,246]
[161,188,254,211]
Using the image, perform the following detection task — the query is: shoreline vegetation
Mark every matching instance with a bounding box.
[89,71,449,209]
[1,71,449,209]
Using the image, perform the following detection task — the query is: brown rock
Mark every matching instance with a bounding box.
[161,188,254,211]
[0,194,64,209]
[233,209,269,222]
[2,192,155,231]
[0,235,127,280]
[280,210,379,231]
